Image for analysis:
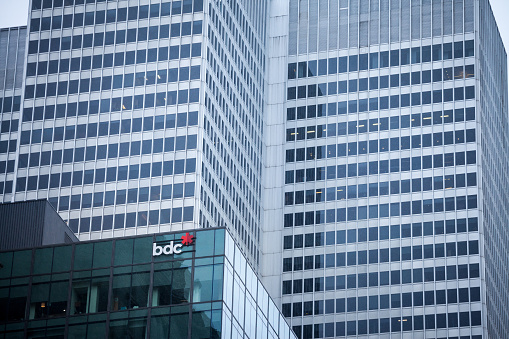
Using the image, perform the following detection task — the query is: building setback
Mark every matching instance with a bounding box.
[0,227,297,339]
[263,0,509,338]
[0,199,78,251]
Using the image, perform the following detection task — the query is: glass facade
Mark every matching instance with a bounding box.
[264,0,507,338]
[0,227,296,339]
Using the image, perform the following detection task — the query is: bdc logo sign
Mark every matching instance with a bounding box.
[153,232,195,256]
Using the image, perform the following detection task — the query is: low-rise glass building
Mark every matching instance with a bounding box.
[0,227,296,339]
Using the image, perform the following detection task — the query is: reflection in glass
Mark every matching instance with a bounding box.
[111,272,150,311]
[72,275,109,314]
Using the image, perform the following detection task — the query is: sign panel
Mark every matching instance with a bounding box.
[153,232,195,256]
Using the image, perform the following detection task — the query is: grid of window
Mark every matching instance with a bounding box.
[291,315,482,338]
[286,139,475,163]
[280,17,481,336]
[16,158,196,192]
[18,134,197,167]
[283,287,480,316]
[0,27,26,201]
[289,64,474,100]
[284,194,477,227]
[288,0,475,54]
[478,0,509,336]
[288,41,474,79]
[285,150,476,186]
[282,263,480,294]
[285,172,476,205]
[31,0,203,16]
[27,21,203,55]
[199,0,267,267]
[287,105,474,125]
[26,66,201,94]
[55,181,195,210]
[283,240,479,272]
[68,205,195,233]
[20,111,197,141]
[26,83,200,106]
[287,122,475,144]
[288,86,475,110]
[8,0,207,236]
[283,217,478,249]
[25,42,201,77]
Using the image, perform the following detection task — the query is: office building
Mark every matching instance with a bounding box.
[1,0,267,268]
[263,0,508,338]
[1,0,509,338]
[0,27,27,200]
[0,227,297,339]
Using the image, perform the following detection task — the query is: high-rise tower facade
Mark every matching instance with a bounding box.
[0,0,267,268]
[263,0,508,338]
[1,0,509,337]
[0,26,27,201]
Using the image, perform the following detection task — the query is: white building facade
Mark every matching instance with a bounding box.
[1,0,267,268]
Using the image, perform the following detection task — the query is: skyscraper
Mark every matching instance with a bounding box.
[0,26,27,200]
[2,0,267,268]
[1,0,509,338]
[263,0,508,338]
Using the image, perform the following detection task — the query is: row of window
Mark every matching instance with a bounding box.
[28,20,203,54]
[289,89,475,114]
[283,217,478,250]
[32,0,108,8]
[18,134,197,166]
[28,67,200,96]
[287,121,475,143]
[285,130,475,163]
[22,95,198,122]
[53,182,195,211]
[24,42,201,79]
[20,112,198,145]
[283,287,480,317]
[285,151,477,184]
[67,206,194,233]
[15,158,197,192]
[283,240,479,272]
[287,102,474,123]
[289,64,474,99]
[282,263,480,293]
[283,194,478,227]
[0,96,21,114]
[284,173,477,206]
[290,93,475,123]
[288,40,475,80]
[288,111,474,138]
[31,0,203,20]
[291,313,482,338]
[25,87,200,111]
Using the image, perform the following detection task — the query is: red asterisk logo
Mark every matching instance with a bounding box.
[181,232,195,246]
